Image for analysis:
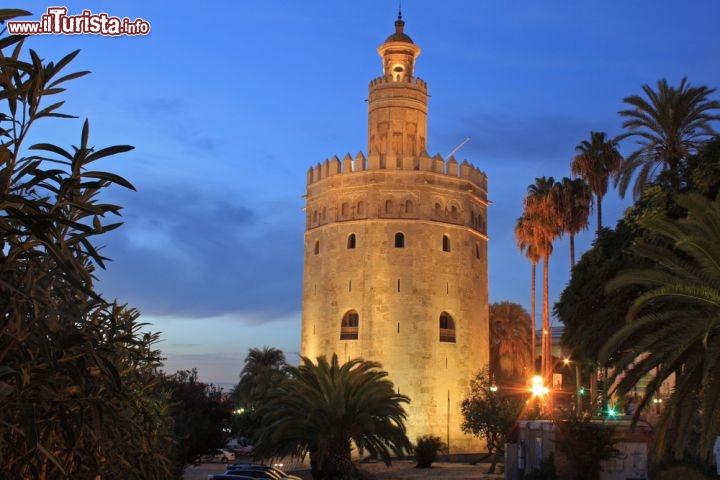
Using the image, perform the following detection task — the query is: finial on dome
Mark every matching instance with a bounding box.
[398,1,402,20]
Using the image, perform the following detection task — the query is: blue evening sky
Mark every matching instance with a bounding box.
[14,1,720,388]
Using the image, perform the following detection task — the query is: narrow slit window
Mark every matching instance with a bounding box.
[314,240,320,255]
[395,232,405,248]
[442,235,451,252]
[347,233,356,249]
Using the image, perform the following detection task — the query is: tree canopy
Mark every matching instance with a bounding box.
[600,193,720,463]
[255,354,411,479]
[461,366,525,474]
[0,9,173,479]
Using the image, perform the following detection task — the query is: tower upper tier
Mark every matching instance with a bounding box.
[368,14,428,157]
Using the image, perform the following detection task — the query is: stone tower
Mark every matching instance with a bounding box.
[300,14,489,453]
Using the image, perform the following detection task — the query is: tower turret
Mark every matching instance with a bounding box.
[368,13,428,156]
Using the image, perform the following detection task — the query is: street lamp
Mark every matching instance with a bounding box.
[530,375,548,415]
[531,375,548,396]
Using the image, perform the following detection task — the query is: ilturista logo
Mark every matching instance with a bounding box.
[6,7,151,36]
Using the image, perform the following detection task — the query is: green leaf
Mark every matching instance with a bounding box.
[48,70,90,88]
[82,170,136,191]
[0,9,31,22]
[29,143,74,161]
[34,100,65,119]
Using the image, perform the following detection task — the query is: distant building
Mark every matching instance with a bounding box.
[300,13,489,452]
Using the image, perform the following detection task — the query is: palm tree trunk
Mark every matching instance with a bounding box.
[569,234,575,270]
[531,262,537,374]
[542,255,550,382]
[596,196,603,233]
[325,442,356,479]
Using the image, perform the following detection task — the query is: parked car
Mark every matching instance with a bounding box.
[197,448,236,463]
[225,463,301,480]
[224,470,280,480]
[208,475,254,480]
[226,438,254,456]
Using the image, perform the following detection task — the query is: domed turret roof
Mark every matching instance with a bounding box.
[384,16,413,44]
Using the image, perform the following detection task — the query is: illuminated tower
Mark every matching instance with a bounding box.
[300,13,489,453]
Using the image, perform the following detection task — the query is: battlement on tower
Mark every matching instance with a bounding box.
[306,151,487,192]
[369,75,428,92]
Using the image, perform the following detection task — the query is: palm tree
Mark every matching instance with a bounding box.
[255,354,411,478]
[523,177,563,381]
[515,215,542,373]
[600,193,720,462]
[490,302,532,385]
[616,78,720,199]
[557,177,592,269]
[234,346,287,408]
[572,131,623,232]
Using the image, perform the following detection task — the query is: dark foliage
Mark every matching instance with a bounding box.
[414,435,447,468]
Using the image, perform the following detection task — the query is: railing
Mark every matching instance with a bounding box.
[340,326,359,340]
[439,328,456,343]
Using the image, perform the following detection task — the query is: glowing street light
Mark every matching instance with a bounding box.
[531,375,548,397]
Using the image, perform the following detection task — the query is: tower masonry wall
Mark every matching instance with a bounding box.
[302,151,490,452]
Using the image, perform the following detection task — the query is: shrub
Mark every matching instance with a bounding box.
[414,435,447,468]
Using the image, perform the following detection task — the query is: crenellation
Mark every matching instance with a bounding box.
[447,156,458,176]
[368,75,429,93]
[460,160,472,180]
[342,153,353,173]
[432,153,444,173]
[307,150,488,192]
[355,151,366,171]
[329,156,341,176]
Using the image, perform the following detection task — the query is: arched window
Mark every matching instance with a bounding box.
[341,202,349,217]
[314,240,319,255]
[405,199,414,214]
[385,199,394,214]
[312,210,318,224]
[394,232,405,248]
[434,203,442,217]
[439,312,456,343]
[450,205,459,219]
[347,233,356,249]
[442,235,451,252]
[341,311,359,340]
[357,201,365,216]
[475,243,480,259]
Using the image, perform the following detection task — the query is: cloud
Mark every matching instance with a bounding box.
[133,95,222,155]
[438,111,616,167]
[96,184,304,321]
[139,96,186,115]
